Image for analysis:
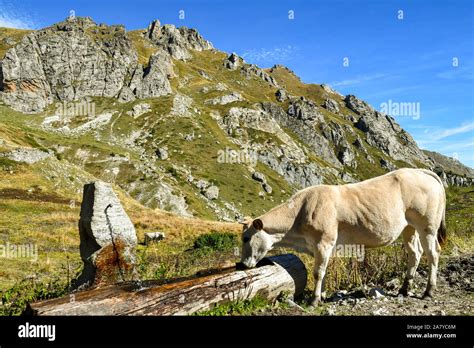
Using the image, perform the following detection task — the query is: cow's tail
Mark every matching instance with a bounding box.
[437,206,447,247]
[419,169,447,247]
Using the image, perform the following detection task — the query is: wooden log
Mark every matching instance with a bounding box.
[26,254,307,316]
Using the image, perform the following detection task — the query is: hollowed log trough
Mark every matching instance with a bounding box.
[27,254,307,316]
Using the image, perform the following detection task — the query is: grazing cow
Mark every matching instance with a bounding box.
[240,168,446,306]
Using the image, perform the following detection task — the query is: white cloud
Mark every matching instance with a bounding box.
[412,122,474,168]
[0,4,38,29]
[436,67,474,80]
[364,85,424,98]
[329,73,388,87]
[241,45,299,65]
[430,122,474,141]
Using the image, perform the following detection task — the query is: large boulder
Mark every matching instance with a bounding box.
[345,94,376,116]
[74,181,138,288]
[205,92,242,105]
[224,53,243,70]
[133,49,174,98]
[203,185,219,200]
[323,98,340,114]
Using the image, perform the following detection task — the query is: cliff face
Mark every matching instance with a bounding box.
[0,17,471,220]
[0,17,213,113]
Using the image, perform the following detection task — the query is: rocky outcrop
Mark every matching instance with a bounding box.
[224,53,243,70]
[261,102,341,167]
[321,84,343,97]
[204,185,219,200]
[127,179,191,217]
[0,17,215,112]
[252,171,266,183]
[1,17,137,112]
[380,158,396,171]
[74,181,138,288]
[241,64,279,88]
[0,147,52,164]
[170,93,193,116]
[126,103,151,118]
[433,167,474,187]
[155,147,169,160]
[194,179,219,200]
[323,98,340,114]
[144,232,165,245]
[424,150,474,179]
[347,94,428,165]
[205,92,242,105]
[147,19,213,60]
[345,94,376,116]
[258,150,324,188]
[124,49,174,100]
[275,89,287,102]
[288,98,324,124]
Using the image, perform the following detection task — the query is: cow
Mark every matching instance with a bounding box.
[240,168,446,306]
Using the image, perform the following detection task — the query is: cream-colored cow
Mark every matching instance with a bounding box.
[241,168,446,306]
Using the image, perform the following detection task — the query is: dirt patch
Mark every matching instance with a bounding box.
[259,254,473,316]
[0,187,71,204]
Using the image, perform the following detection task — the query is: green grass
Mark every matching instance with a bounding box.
[193,232,237,254]
[445,186,474,253]
[194,295,271,316]
[128,30,159,66]
[0,278,69,316]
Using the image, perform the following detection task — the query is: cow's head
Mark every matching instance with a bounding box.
[240,217,280,268]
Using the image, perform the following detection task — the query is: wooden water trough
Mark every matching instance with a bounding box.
[26,254,307,316]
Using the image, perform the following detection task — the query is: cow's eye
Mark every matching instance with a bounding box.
[243,236,250,243]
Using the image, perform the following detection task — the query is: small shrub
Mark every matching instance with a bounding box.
[192,232,237,254]
[194,295,269,316]
[0,278,68,316]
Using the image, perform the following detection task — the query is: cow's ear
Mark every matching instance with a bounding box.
[253,219,264,230]
[239,216,252,228]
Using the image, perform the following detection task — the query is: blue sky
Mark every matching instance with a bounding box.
[1,0,473,167]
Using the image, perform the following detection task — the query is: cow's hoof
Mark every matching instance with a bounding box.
[422,291,433,300]
[398,287,409,297]
[309,297,321,308]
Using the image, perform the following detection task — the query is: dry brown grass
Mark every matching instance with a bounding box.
[129,208,241,242]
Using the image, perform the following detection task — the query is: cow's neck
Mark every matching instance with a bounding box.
[259,199,299,237]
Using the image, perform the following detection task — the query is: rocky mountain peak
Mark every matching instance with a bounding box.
[146,19,213,60]
[0,17,217,112]
[55,16,97,31]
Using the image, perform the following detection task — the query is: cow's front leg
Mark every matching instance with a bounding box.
[311,237,336,307]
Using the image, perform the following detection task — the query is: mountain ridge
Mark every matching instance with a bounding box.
[0,16,472,221]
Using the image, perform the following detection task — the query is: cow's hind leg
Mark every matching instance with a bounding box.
[399,226,423,296]
[311,237,336,307]
[419,228,441,299]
